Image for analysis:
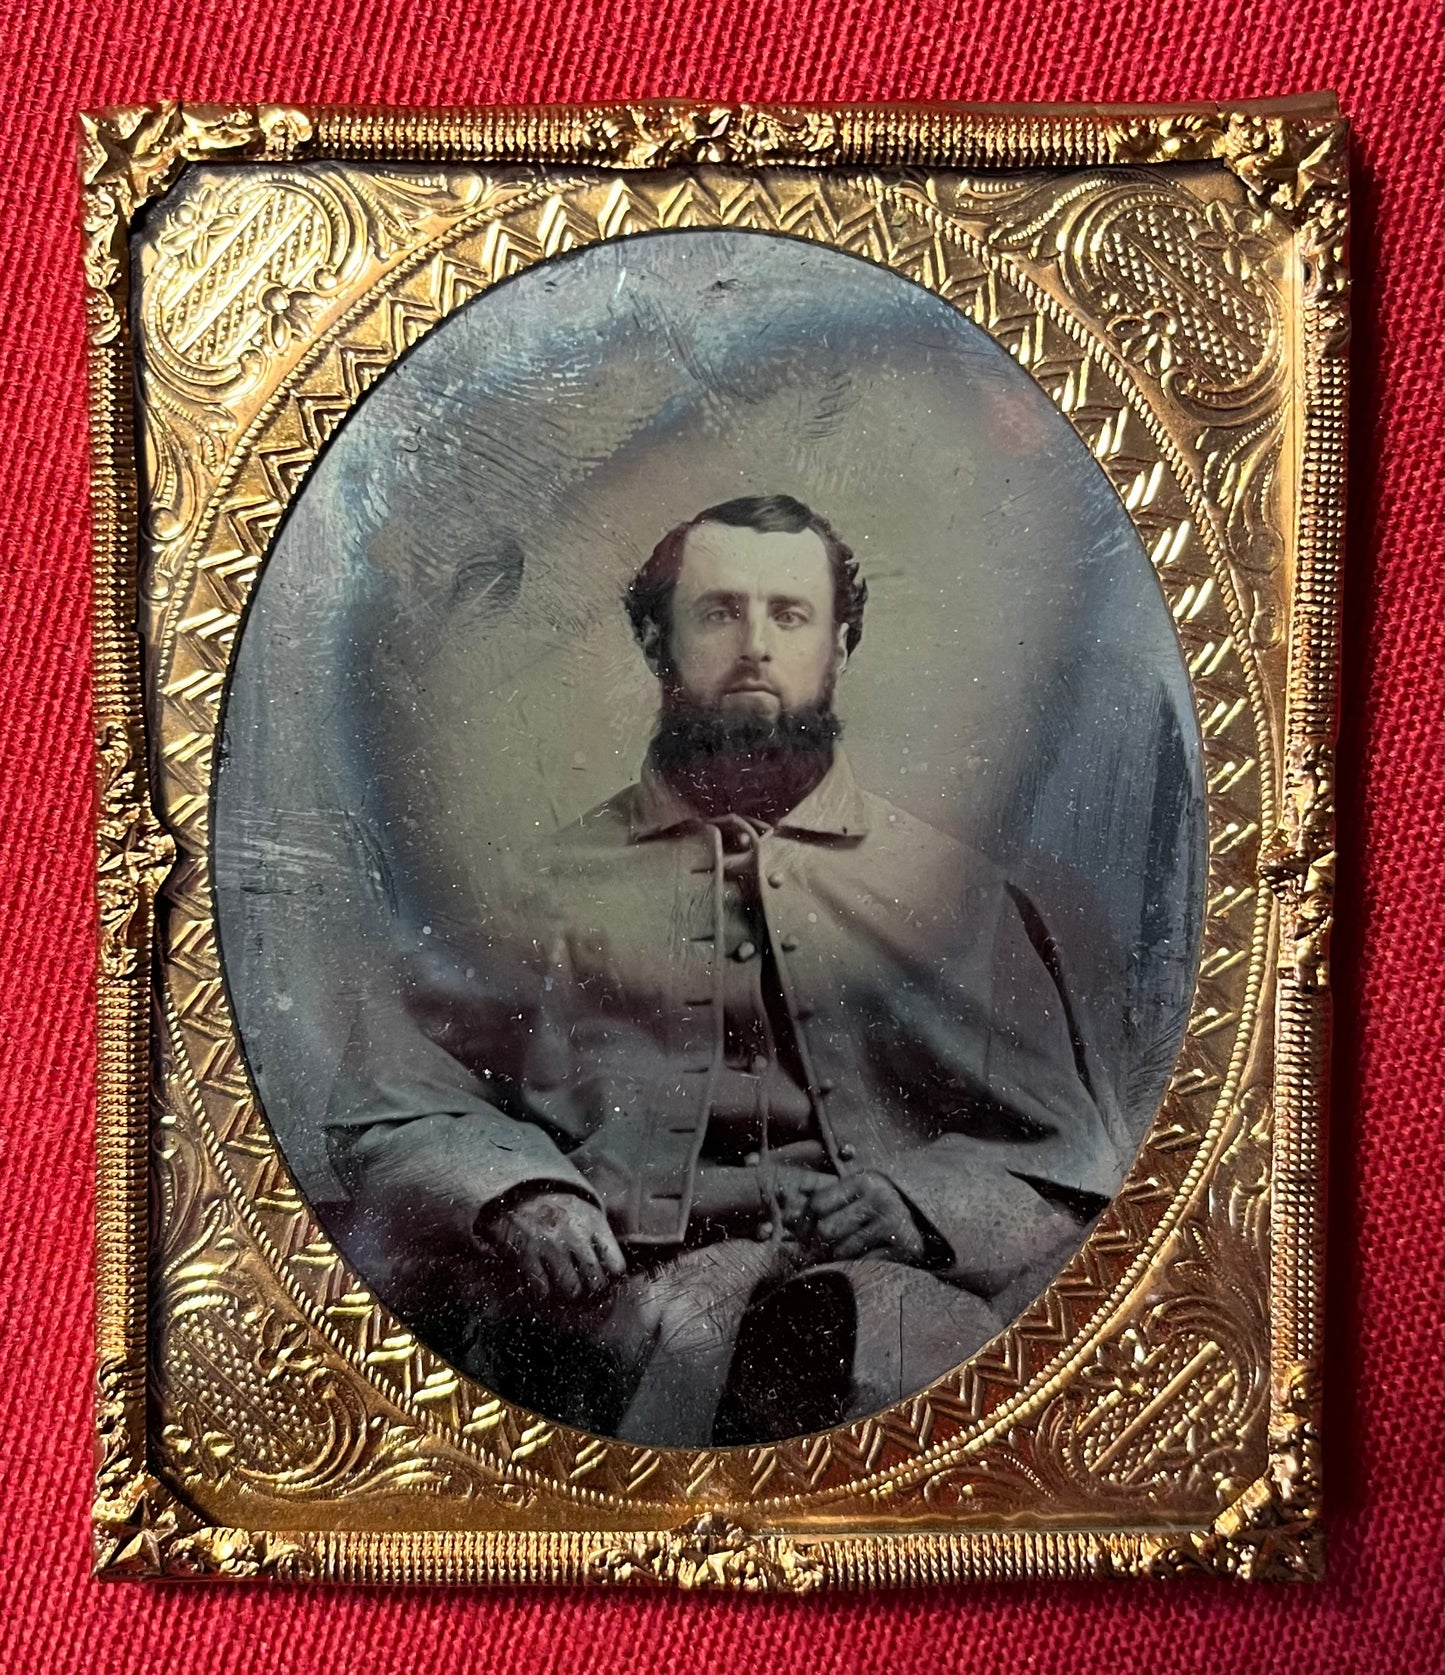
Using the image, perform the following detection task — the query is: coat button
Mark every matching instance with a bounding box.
[749,1053,769,1075]
[735,939,757,961]
[837,1143,857,1162]
[815,1081,835,1098]
[755,1221,776,1242]
[779,935,799,952]
[767,872,785,888]
[743,1151,761,1167]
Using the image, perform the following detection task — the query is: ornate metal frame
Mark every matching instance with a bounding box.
[83,97,1347,1586]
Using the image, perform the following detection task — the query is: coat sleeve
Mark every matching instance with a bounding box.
[324,938,601,1264]
[875,876,1129,1310]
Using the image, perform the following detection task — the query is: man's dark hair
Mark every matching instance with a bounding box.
[624,494,868,659]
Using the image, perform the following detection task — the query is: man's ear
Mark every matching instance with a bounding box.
[834,623,850,674]
[640,619,665,677]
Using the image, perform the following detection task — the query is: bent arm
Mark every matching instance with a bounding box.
[325,981,598,1264]
[878,881,1127,1308]
[885,1141,1105,1306]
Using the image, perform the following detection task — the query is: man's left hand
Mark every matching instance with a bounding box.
[801,1171,928,1265]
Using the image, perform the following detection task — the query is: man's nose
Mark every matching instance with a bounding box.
[741,606,772,661]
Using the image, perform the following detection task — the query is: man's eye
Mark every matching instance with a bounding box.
[774,608,807,627]
[703,607,735,624]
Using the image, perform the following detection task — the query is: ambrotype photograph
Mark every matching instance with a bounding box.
[214,226,1205,1449]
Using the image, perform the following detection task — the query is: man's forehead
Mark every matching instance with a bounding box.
[675,521,832,598]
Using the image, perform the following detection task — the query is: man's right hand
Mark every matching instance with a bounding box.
[477,1190,627,1304]
[762,1141,832,1234]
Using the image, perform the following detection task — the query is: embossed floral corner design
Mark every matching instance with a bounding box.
[1109,106,1349,330]
[93,1355,319,1581]
[79,102,314,345]
[1121,1362,1324,1581]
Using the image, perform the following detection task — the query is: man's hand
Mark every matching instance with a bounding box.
[761,1140,830,1232]
[795,1171,929,1265]
[478,1189,626,1304]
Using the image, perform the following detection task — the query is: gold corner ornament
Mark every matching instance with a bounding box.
[93,1353,314,1581]
[1107,105,1346,209]
[590,1514,827,1592]
[95,1499,317,1583]
[1123,1362,1324,1581]
[79,103,314,345]
[1108,106,1349,334]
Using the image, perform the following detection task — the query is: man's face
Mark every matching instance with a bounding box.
[659,522,847,721]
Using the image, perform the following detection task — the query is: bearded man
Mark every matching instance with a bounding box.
[326,494,1131,1446]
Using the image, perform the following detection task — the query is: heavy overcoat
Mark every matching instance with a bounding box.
[328,754,1131,1348]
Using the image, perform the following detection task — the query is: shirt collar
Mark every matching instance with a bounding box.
[629,748,871,843]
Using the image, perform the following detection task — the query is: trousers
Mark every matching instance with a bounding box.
[556,1235,1003,1446]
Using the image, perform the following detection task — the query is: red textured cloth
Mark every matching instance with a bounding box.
[0,4,1440,1669]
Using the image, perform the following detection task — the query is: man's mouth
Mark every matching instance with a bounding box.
[725,681,779,696]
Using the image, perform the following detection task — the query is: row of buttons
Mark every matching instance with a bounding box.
[722,845,850,1236]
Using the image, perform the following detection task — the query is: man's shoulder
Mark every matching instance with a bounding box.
[854,789,1003,888]
[550,785,639,845]
[496,788,649,933]
[802,789,1013,938]
[531,786,643,877]
[850,799,1125,959]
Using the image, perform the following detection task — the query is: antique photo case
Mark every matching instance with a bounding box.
[86,98,1347,1585]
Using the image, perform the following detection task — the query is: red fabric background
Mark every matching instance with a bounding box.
[0,3,1440,1669]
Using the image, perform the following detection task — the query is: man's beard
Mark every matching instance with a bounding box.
[649,699,842,825]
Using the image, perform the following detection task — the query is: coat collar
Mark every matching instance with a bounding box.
[628,748,872,843]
